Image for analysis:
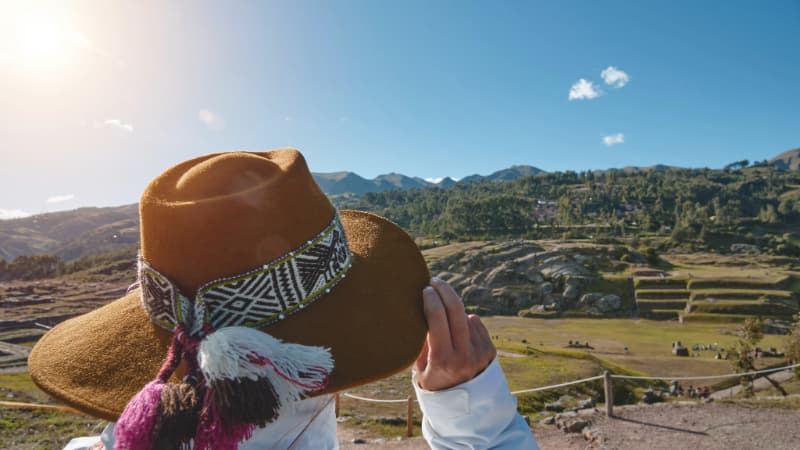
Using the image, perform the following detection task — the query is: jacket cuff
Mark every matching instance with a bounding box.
[412,357,519,438]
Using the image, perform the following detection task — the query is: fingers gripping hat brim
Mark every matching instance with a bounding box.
[28,210,430,421]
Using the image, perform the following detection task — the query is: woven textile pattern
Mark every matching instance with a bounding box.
[138,214,353,332]
[139,266,178,330]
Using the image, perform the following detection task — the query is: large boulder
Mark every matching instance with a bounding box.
[490,286,536,314]
[461,285,492,307]
[564,275,590,289]
[537,253,592,281]
[578,293,603,308]
[484,262,539,287]
[563,284,580,300]
[595,294,622,312]
[543,294,564,311]
[730,243,760,254]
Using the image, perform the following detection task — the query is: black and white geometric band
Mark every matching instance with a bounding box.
[138,213,353,335]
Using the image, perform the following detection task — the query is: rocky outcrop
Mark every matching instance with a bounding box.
[428,241,626,316]
[579,293,622,314]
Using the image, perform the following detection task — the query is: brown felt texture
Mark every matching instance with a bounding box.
[28,149,429,421]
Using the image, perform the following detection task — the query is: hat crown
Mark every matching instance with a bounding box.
[171,152,282,200]
[140,149,334,297]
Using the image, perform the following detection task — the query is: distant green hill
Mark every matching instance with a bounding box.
[0,205,138,261]
[2,149,799,261]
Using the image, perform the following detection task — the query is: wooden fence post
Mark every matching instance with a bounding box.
[407,396,414,437]
[335,393,340,418]
[604,370,614,418]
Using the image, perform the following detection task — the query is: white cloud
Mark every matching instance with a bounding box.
[103,119,133,132]
[602,133,625,146]
[0,209,31,220]
[568,79,601,100]
[198,109,225,131]
[601,66,630,88]
[47,194,74,203]
[425,177,444,184]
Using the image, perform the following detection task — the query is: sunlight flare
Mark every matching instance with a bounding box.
[1,4,88,74]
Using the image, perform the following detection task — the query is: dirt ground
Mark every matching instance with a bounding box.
[337,401,800,450]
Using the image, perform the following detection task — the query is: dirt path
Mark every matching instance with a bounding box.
[337,424,429,449]
[337,401,800,449]
[533,401,800,449]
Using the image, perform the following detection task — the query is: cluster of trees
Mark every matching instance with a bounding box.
[0,255,64,281]
[0,246,137,282]
[334,166,800,254]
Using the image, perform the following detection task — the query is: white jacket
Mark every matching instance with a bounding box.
[64,358,538,449]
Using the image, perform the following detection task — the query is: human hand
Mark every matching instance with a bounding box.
[414,278,497,391]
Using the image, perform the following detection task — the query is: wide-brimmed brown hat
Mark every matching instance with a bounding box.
[28,149,429,429]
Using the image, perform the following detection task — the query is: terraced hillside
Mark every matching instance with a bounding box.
[633,269,800,322]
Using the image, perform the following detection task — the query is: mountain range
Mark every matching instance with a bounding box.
[312,165,543,195]
[2,149,798,261]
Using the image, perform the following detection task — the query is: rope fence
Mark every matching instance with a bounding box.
[0,400,85,415]
[610,362,800,381]
[510,374,605,395]
[341,392,409,403]
[334,361,799,433]
[337,362,799,403]
[2,363,798,437]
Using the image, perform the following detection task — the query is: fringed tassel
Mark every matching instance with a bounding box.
[193,326,334,447]
[114,381,166,450]
[153,380,202,450]
[194,388,257,450]
[117,324,334,450]
[114,326,187,450]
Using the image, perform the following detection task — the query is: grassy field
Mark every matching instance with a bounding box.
[0,372,104,450]
[484,317,787,378]
[1,316,795,447]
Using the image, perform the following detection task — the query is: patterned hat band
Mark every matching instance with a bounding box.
[138,212,353,335]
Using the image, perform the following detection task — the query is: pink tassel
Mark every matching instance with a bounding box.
[114,381,166,450]
[194,390,256,450]
[115,326,187,450]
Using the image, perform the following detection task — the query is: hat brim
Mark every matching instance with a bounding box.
[28,210,430,421]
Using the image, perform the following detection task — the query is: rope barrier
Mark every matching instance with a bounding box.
[0,400,86,415]
[611,362,800,381]
[339,374,608,402]
[2,364,797,411]
[511,374,605,395]
[341,393,411,403]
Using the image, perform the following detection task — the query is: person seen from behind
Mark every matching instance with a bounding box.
[28,149,539,449]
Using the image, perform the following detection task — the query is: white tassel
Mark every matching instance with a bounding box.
[198,327,334,403]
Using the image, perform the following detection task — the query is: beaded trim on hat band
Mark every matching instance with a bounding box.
[138,213,353,334]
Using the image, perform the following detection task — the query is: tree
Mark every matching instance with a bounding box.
[729,318,763,397]
[0,254,65,281]
[724,160,749,171]
[759,204,779,224]
[785,314,800,373]
[730,317,786,396]
[778,198,795,219]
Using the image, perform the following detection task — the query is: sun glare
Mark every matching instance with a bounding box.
[1,5,87,75]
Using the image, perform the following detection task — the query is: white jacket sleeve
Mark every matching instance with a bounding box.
[413,358,539,449]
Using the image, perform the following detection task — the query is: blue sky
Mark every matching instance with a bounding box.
[1,0,799,217]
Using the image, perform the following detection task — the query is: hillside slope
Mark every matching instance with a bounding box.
[770,148,800,171]
[0,205,138,261]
